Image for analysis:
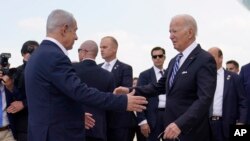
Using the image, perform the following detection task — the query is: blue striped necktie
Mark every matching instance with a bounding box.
[169,53,183,88]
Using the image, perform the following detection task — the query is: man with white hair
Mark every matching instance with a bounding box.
[25,9,147,141]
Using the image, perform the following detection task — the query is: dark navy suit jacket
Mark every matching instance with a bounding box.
[25,40,128,141]
[100,60,135,128]
[135,45,217,141]
[73,59,115,140]
[211,70,248,138]
[240,63,250,124]
[136,67,159,130]
[4,86,18,138]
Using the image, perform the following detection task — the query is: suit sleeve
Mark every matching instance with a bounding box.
[136,72,149,124]
[233,74,248,123]
[121,65,133,87]
[135,75,166,98]
[49,54,127,111]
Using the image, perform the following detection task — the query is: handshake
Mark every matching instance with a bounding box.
[113,86,147,112]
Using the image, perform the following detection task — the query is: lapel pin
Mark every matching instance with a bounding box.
[227,75,231,80]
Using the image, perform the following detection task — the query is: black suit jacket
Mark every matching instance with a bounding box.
[135,45,217,141]
[239,63,250,124]
[211,70,248,138]
[73,59,115,140]
[13,62,28,134]
[4,86,19,138]
[136,67,159,129]
[100,60,135,128]
[25,40,128,141]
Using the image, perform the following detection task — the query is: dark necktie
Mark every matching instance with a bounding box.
[159,70,164,77]
[169,53,183,88]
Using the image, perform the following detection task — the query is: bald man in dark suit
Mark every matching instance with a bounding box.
[73,40,115,141]
[208,47,248,141]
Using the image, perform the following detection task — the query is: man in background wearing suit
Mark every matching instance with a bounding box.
[208,47,248,141]
[137,47,166,141]
[226,60,239,74]
[99,36,136,141]
[25,9,147,141]
[73,40,115,141]
[240,63,250,124]
[114,14,217,141]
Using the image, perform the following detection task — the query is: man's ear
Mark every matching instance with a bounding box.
[61,24,69,36]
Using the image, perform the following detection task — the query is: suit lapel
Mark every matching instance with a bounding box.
[168,45,201,89]
[111,60,120,73]
[150,67,157,83]
[223,70,231,99]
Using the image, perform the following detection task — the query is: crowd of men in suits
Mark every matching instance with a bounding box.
[0,9,250,141]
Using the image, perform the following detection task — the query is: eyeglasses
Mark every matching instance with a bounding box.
[157,131,180,141]
[78,49,82,52]
[152,54,165,59]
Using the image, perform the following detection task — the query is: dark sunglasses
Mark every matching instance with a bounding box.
[152,54,164,59]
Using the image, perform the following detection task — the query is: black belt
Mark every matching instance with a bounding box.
[0,125,9,132]
[158,108,165,111]
[210,116,222,121]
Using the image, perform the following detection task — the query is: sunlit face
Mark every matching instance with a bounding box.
[226,63,239,73]
[100,38,117,61]
[151,50,165,68]
[169,17,191,52]
[64,20,78,50]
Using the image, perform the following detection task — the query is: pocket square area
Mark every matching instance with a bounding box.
[182,71,188,74]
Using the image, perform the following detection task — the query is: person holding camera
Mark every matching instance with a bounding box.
[0,67,18,141]
[11,40,39,141]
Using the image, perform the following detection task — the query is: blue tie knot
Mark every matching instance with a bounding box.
[176,53,183,61]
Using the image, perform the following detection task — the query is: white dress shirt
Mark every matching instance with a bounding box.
[212,67,224,116]
[179,41,197,67]
[101,58,118,72]
[153,66,166,108]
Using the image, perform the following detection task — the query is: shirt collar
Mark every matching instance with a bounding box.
[153,66,164,73]
[44,37,68,56]
[105,58,117,67]
[217,67,224,75]
[181,41,197,58]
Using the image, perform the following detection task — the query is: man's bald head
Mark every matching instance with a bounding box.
[78,40,98,61]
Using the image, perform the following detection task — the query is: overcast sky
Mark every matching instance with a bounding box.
[1,0,249,77]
